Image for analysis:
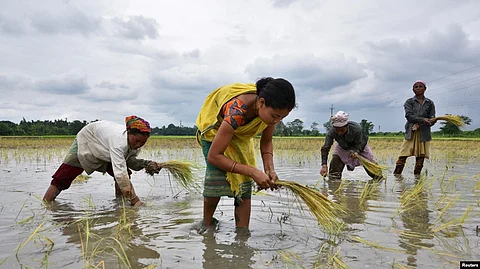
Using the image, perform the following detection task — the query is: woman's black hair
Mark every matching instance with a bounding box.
[128,128,151,137]
[256,77,296,110]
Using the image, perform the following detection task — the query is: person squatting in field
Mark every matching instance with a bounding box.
[393,80,436,176]
[320,111,382,181]
[196,77,296,229]
[42,116,163,207]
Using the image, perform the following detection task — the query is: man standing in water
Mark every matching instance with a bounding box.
[393,80,436,176]
[320,111,382,180]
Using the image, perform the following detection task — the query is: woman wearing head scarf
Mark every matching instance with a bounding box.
[393,80,436,176]
[196,77,296,229]
[320,111,381,180]
[42,115,163,207]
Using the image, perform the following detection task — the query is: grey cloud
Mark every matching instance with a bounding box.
[366,24,480,82]
[150,66,234,91]
[81,88,137,102]
[272,0,298,8]
[148,66,242,126]
[105,40,180,61]
[29,8,100,36]
[111,15,159,40]
[0,14,26,35]
[33,69,90,95]
[182,49,200,58]
[95,80,130,90]
[84,80,135,102]
[245,53,367,91]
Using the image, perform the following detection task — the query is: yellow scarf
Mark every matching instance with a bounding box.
[196,83,268,197]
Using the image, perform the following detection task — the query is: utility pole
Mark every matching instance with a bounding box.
[329,104,335,116]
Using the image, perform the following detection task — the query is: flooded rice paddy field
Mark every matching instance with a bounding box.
[0,137,480,269]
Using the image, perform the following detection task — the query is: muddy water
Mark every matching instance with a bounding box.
[1,144,480,269]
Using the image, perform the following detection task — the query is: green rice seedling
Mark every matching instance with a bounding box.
[277,250,304,268]
[326,247,348,269]
[333,179,350,196]
[14,198,35,225]
[275,179,344,233]
[430,206,472,233]
[116,199,133,241]
[106,238,132,269]
[355,154,386,180]
[391,260,415,269]
[473,173,480,191]
[74,174,92,182]
[399,178,428,209]
[434,115,465,127]
[15,221,46,257]
[434,195,460,221]
[146,160,200,191]
[351,236,405,253]
[359,181,381,206]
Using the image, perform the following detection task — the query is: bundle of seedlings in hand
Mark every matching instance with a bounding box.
[275,179,344,232]
[355,154,385,180]
[434,115,464,127]
[146,160,199,191]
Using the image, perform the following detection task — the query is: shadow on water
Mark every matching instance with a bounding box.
[201,228,255,269]
[323,179,370,225]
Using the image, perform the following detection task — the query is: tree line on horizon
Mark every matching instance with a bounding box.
[0,116,477,137]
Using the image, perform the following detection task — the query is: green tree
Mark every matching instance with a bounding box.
[439,115,471,135]
[287,119,304,136]
[323,121,332,132]
[274,121,289,136]
[311,122,320,136]
[359,119,374,135]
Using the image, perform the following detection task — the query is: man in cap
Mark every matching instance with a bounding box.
[320,111,381,180]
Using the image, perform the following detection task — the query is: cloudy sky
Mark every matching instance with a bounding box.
[1,0,480,132]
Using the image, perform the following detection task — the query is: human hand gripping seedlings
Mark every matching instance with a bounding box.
[253,169,272,190]
[145,161,163,175]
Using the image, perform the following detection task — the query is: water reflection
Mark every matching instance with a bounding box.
[324,179,374,225]
[49,201,160,268]
[202,228,255,269]
[396,178,434,267]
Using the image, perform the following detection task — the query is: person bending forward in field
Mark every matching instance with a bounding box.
[42,116,163,207]
[196,77,296,229]
[320,111,382,181]
[393,80,436,176]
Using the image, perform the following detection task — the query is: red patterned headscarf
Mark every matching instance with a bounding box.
[125,115,151,133]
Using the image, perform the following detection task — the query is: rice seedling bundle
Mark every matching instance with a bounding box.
[434,115,464,127]
[146,160,199,191]
[274,179,344,232]
[355,154,385,180]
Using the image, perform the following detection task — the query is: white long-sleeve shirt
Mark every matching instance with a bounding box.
[74,120,146,188]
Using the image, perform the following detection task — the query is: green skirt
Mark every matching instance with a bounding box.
[201,139,252,199]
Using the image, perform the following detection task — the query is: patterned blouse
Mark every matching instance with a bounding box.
[221,98,249,130]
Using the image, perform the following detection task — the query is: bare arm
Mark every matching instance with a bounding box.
[260,125,277,182]
[207,121,273,189]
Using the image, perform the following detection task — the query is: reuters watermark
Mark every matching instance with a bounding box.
[461,261,480,268]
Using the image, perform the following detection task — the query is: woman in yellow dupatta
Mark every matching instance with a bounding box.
[196,77,296,229]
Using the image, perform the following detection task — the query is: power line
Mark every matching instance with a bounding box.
[428,63,480,83]
[358,63,480,103]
